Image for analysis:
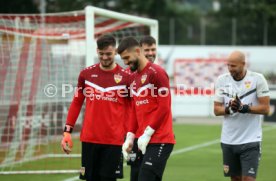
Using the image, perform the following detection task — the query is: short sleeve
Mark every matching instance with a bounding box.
[214,77,224,103]
[256,74,270,97]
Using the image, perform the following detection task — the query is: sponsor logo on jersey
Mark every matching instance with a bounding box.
[136,99,149,106]
[223,165,229,174]
[89,94,118,102]
[141,74,147,84]
[245,81,251,89]
[91,74,98,78]
[114,74,122,83]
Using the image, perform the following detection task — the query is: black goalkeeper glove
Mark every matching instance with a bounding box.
[231,95,250,114]
[225,100,235,114]
[225,105,233,114]
[238,104,250,113]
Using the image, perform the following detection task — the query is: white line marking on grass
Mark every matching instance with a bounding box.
[171,125,276,156]
[63,125,276,181]
[171,139,220,156]
[63,139,221,181]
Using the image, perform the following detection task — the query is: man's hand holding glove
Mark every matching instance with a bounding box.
[61,125,73,154]
[122,132,135,161]
[225,100,235,114]
[230,95,250,113]
[138,126,155,154]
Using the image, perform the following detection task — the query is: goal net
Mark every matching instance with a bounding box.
[0,6,158,174]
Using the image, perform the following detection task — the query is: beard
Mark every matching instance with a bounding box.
[130,59,139,72]
[100,59,113,68]
[230,71,243,81]
[230,72,237,79]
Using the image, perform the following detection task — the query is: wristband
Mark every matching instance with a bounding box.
[64,125,73,133]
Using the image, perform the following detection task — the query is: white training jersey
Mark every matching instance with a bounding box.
[214,70,270,145]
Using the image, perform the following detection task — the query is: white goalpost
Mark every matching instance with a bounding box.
[0,6,158,174]
[85,6,158,67]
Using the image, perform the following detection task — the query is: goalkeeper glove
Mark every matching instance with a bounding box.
[225,99,236,115]
[225,105,234,114]
[138,126,155,154]
[61,125,73,154]
[238,104,250,113]
[231,95,250,113]
[230,95,241,112]
[122,132,135,161]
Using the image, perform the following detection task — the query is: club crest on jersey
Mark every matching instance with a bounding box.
[223,165,229,174]
[141,74,147,84]
[114,74,122,83]
[244,81,251,89]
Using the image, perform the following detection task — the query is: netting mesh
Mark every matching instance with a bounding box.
[0,10,151,173]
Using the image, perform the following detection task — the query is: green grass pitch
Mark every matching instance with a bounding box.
[0,123,275,181]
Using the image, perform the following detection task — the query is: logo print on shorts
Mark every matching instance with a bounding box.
[129,153,137,162]
[114,74,122,83]
[248,168,255,174]
[223,165,229,174]
[145,161,152,166]
[80,167,85,176]
[141,74,147,84]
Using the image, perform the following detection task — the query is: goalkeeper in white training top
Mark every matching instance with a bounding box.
[214,50,270,181]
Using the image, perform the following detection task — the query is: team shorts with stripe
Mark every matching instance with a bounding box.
[221,142,261,178]
[139,143,174,179]
[79,142,123,180]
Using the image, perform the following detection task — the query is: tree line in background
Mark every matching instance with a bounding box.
[1,0,276,45]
